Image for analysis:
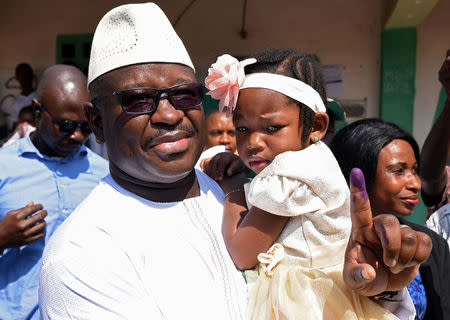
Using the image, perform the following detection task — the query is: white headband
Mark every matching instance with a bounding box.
[204,54,326,115]
[240,73,326,113]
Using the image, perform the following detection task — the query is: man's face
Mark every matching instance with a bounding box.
[92,63,205,184]
[205,112,236,153]
[35,88,90,157]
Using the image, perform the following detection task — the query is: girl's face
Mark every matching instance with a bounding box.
[370,139,421,217]
[233,88,308,174]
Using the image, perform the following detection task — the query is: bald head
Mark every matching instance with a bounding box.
[32,65,91,157]
[37,65,88,102]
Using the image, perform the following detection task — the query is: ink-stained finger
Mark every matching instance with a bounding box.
[349,168,372,230]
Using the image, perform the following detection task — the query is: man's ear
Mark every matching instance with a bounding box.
[83,102,105,144]
[308,112,329,144]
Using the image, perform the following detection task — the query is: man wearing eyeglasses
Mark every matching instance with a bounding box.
[0,65,108,320]
[39,4,247,320]
[39,3,429,320]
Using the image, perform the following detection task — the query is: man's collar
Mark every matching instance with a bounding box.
[17,134,88,162]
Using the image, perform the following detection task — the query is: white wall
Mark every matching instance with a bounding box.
[178,0,384,117]
[414,0,450,147]
[0,0,383,121]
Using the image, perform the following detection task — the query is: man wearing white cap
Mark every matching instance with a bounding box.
[39,3,428,319]
[39,3,246,320]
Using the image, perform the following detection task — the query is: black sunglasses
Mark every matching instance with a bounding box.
[95,83,204,115]
[38,104,92,136]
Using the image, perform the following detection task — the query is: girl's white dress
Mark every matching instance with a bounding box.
[245,141,398,320]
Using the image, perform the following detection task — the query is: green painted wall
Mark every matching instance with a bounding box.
[380,28,416,134]
[56,34,93,75]
[380,28,429,224]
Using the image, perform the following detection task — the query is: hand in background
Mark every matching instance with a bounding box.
[0,202,47,252]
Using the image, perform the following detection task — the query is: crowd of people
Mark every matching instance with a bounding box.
[0,2,449,319]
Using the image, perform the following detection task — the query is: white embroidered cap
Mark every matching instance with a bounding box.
[87,2,195,87]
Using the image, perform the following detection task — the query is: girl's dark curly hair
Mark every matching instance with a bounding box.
[244,48,326,143]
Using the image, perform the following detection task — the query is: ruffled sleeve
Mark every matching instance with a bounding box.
[246,172,326,217]
[245,141,349,217]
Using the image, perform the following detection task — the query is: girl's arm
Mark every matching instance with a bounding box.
[221,175,288,270]
[204,153,289,270]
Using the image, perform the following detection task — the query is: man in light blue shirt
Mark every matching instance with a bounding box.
[0,65,109,320]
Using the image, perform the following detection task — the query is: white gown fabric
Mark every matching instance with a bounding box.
[244,142,399,320]
[39,170,247,320]
[246,141,351,269]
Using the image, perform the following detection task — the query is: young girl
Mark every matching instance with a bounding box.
[204,48,398,319]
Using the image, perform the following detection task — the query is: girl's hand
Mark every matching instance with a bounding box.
[203,152,247,182]
[343,168,432,296]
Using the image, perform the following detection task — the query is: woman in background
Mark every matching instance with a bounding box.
[330,118,450,320]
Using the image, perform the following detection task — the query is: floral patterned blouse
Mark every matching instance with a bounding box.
[407,271,427,320]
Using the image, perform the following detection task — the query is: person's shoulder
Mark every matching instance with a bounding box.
[83,146,109,172]
[1,135,37,159]
[0,140,19,156]
[427,203,450,232]
[259,142,349,203]
[65,178,113,216]
[43,178,116,250]
[268,141,342,177]
[41,181,124,291]
[196,169,225,200]
[84,146,107,162]
[429,202,450,218]
[196,169,222,191]
[0,142,23,175]
[80,175,118,206]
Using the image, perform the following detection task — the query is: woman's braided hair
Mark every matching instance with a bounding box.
[244,48,326,143]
